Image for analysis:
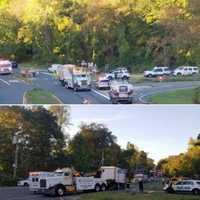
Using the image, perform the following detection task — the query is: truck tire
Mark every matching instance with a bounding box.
[101,184,106,192]
[95,184,101,192]
[24,182,29,187]
[74,87,78,92]
[192,189,200,195]
[55,185,65,197]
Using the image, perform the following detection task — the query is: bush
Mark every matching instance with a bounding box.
[0,174,18,186]
[193,87,200,104]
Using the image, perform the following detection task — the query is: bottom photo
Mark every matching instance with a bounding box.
[0,105,200,200]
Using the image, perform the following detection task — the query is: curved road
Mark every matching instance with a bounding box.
[1,70,200,104]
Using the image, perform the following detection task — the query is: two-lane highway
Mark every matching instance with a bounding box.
[1,69,200,104]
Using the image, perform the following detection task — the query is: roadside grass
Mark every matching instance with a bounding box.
[148,88,199,104]
[79,192,199,200]
[19,62,50,69]
[25,88,61,104]
[130,74,200,84]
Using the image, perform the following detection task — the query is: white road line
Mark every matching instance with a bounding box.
[40,72,52,76]
[0,78,11,85]
[91,89,110,100]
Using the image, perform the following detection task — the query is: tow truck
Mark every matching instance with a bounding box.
[37,168,107,196]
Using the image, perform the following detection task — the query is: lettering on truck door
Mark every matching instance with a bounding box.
[75,177,95,191]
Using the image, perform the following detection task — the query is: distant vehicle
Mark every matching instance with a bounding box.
[29,171,55,193]
[144,67,171,78]
[0,60,13,75]
[11,61,18,68]
[106,70,130,80]
[17,179,30,187]
[36,168,107,197]
[58,65,91,91]
[96,77,110,90]
[48,64,63,73]
[164,180,200,195]
[109,81,134,104]
[133,174,148,182]
[173,66,199,76]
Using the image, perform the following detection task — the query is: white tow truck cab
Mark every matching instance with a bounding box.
[100,166,127,189]
[29,171,55,193]
[109,81,134,104]
[38,168,107,196]
[0,60,13,75]
[58,65,91,91]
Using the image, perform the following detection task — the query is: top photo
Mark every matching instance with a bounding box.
[1,0,200,105]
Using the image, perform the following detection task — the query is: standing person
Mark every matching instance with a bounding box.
[139,178,144,192]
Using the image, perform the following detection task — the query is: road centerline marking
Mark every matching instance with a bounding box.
[91,89,110,100]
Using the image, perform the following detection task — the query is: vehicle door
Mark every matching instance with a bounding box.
[173,181,184,192]
[188,68,193,75]
[63,171,73,186]
[183,67,189,75]
[153,68,163,76]
[181,181,194,192]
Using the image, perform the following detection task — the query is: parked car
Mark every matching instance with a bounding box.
[17,179,30,187]
[48,64,63,73]
[109,81,134,104]
[164,180,200,195]
[144,67,171,77]
[96,77,110,90]
[106,70,130,80]
[0,60,13,75]
[173,66,199,76]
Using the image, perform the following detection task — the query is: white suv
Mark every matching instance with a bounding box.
[164,180,200,195]
[144,67,171,77]
[173,66,199,76]
[106,70,130,80]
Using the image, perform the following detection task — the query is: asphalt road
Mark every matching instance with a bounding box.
[1,69,200,104]
[0,187,80,200]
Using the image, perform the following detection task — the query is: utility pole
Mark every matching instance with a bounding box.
[12,128,22,179]
[101,151,104,166]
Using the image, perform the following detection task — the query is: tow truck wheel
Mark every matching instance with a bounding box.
[95,184,101,192]
[55,186,65,196]
[192,189,200,195]
[101,184,106,192]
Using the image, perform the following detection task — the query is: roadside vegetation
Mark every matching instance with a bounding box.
[0,107,155,186]
[1,1,200,72]
[131,74,200,84]
[148,87,200,104]
[80,192,200,200]
[25,88,62,104]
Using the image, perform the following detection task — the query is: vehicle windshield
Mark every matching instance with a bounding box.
[100,80,109,83]
[119,86,128,92]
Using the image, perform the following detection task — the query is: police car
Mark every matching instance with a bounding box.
[164,180,200,195]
